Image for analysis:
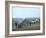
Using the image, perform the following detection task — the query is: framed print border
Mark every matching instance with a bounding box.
[5,1,45,37]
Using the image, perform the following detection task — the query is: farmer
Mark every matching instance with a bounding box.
[29,22,32,26]
[15,22,18,28]
[18,24,22,28]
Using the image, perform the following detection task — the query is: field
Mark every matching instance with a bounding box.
[12,18,40,31]
[12,23,40,31]
[31,23,40,30]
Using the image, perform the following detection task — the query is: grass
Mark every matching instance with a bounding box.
[31,23,40,30]
[12,23,40,31]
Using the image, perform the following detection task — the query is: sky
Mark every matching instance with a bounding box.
[12,6,40,18]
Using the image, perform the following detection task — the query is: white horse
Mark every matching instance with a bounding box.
[31,21,36,24]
